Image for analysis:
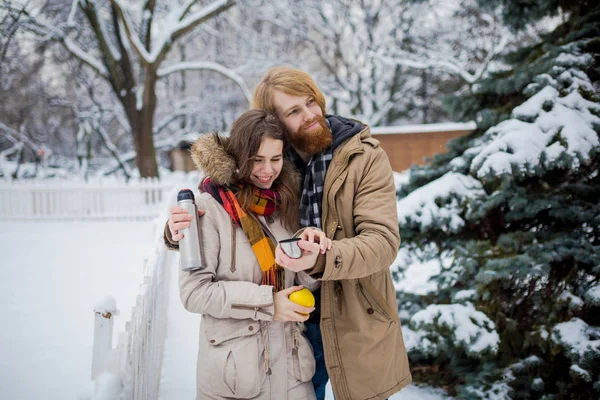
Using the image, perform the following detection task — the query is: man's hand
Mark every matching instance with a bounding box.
[273,285,315,322]
[168,206,205,242]
[300,228,332,254]
[275,240,322,272]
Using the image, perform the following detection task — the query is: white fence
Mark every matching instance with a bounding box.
[0,179,174,220]
[90,188,179,399]
[118,231,172,399]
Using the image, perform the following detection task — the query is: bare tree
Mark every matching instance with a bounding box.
[4,0,251,177]
[252,0,526,126]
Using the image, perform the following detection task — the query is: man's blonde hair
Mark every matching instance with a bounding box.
[253,67,327,116]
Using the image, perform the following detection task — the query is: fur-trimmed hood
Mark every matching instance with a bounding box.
[191,133,237,186]
[190,132,298,188]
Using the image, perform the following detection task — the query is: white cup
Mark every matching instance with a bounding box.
[279,238,302,259]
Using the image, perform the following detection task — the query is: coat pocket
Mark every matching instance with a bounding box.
[357,280,395,323]
[292,325,316,382]
[204,318,263,398]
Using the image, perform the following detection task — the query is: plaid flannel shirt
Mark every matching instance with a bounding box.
[288,146,332,229]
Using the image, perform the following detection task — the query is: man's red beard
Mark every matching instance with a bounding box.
[288,115,332,155]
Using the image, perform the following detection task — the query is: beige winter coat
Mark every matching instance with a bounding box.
[307,123,412,399]
[169,134,318,400]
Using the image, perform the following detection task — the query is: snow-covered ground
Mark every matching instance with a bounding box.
[0,220,155,399]
[0,209,450,399]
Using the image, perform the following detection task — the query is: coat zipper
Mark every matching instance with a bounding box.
[260,322,272,375]
[322,146,362,228]
[230,303,273,318]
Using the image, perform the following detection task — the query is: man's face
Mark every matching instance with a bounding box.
[273,90,332,155]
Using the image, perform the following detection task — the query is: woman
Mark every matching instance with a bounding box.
[165,109,328,399]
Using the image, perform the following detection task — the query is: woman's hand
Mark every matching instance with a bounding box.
[167,206,205,241]
[300,228,332,254]
[275,240,322,272]
[273,285,314,322]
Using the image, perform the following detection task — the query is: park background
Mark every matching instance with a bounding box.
[1,0,598,399]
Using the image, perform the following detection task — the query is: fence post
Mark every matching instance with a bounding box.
[91,296,119,380]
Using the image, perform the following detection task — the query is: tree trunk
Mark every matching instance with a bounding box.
[127,69,159,178]
[132,113,159,178]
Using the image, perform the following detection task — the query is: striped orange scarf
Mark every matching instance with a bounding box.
[202,177,285,292]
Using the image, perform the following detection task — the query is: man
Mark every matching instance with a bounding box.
[167,67,411,399]
[254,67,411,400]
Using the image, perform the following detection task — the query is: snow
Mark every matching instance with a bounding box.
[464,381,512,400]
[512,86,558,120]
[569,364,591,382]
[394,257,441,295]
[397,171,486,232]
[144,0,234,64]
[371,121,476,135]
[63,37,109,78]
[411,302,500,356]
[88,373,122,400]
[551,318,600,361]
[531,377,544,390]
[394,258,441,294]
[393,170,410,188]
[555,53,593,68]
[156,61,252,102]
[584,284,600,306]
[0,220,154,399]
[454,289,477,302]
[468,70,599,180]
[94,296,119,314]
[558,290,584,310]
[0,194,451,399]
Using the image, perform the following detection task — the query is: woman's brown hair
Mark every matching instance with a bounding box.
[226,109,300,231]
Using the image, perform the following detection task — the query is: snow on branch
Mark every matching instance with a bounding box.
[13,5,109,79]
[109,0,152,63]
[551,318,600,363]
[63,37,110,78]
[397,172,486,233]
[95,123,133,178]
[379,54,478,85]
[154,112,188,136]
[149,0,235,64]
[377,34,508,85]
[466,84,600,180]
[110,0,234,66]
[157,61,251,103]
[410,302,500,357]
[0,123,42,154]
[67,0,79,27]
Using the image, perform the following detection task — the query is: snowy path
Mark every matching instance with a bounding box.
[157,252,449,400]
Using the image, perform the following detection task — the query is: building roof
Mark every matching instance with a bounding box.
[370,121,477,135]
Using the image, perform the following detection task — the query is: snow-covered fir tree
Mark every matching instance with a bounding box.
[395,4,599,399]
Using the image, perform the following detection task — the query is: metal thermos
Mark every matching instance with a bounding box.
[177,189,204,271]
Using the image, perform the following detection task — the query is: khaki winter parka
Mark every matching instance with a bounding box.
[168,134,318,400]
[308,123,412,399]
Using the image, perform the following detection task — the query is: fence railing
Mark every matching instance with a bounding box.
[89,186,180,399]
[0,178,174,220]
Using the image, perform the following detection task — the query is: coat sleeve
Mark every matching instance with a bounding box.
[164,221,179,250]
[295,271,321,292]
[308,146,400,280]
[178,197,275,321]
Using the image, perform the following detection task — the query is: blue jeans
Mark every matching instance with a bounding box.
[305,322,328,400]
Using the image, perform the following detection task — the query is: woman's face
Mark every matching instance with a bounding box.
[250,137,284,189]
